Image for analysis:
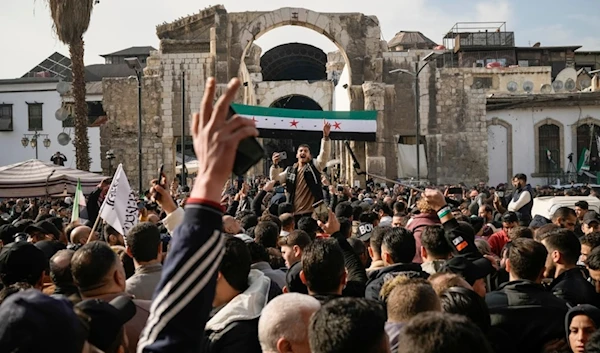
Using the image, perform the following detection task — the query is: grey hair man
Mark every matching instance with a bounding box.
[258,293,321,353]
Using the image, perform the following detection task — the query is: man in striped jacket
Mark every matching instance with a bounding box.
[137,77,259,353]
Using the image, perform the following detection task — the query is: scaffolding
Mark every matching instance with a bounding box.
[439,22,514,68]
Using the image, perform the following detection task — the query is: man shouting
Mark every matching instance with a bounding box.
[270,122,331,219]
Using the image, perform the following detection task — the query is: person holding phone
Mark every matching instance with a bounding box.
[270,122,331,221]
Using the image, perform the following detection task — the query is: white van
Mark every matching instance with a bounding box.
[531,196,600,219]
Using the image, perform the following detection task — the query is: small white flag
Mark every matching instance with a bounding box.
[99,164,139,236]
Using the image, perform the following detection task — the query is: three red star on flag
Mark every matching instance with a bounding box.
[333,121,341,130]
[290,119,299,128]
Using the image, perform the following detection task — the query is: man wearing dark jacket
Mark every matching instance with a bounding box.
[136,77,260,353]
[86,178,111,225]
[540,228,599,306]
[508,173,534,226]
[485,238,569,353]
[270,123,331,219]
[365,227,429,301]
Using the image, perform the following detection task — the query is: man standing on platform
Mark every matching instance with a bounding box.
[270,122,331,220]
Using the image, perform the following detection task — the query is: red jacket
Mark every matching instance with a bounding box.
[488,230,509,257]
[406,212,441,264]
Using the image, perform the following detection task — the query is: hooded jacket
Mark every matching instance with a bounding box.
[204,270,277,353]
[565,304,600,339]
[406,212,441,264]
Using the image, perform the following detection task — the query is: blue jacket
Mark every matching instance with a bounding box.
[137,201,225,353]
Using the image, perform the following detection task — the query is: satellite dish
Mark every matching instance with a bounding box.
[523,81,534,93]
[55,107,69,121]
[553,80,564,92]
[507,81,518,92]
[540,84,553,93]
[579,78,592,90]
[564,78,576,91]
[57,132,71,146]
[56,81,71,95]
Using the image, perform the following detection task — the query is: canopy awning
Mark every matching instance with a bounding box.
[0,159,107,198]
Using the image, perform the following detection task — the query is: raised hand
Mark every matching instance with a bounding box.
[323,121,331,137]
[190,78,258,203]
[263,180,277,192]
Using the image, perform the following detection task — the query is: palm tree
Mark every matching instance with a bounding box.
[43,0,95,170]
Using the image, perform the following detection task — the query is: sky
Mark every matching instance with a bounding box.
[1,0,599,79]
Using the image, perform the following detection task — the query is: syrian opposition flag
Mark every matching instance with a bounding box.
[99,164,139,236]
[71,179,88,223]
[231,103,377,141]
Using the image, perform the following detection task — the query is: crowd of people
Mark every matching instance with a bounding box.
[2,77,600,353]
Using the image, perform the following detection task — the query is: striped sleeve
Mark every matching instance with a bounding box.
[137,202,224,353]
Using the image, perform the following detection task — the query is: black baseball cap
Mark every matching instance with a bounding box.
[441,255,494,286]
[0,241,47,286]
[25,220,61,241]
[357,222,374,242]
[75,296,137,351]
[0,289,87,353]
[583,211,600,226]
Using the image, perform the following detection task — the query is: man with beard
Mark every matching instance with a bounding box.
[270,122,331,220]
[104,224,125,247]
[508,174,534,226]
[540,228,598,307]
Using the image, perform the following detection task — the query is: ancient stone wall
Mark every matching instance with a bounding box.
[430,68,488,185]
[100,76,166,191]
[255,81,334,110]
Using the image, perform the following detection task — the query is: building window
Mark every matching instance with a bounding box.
[538,124,561,173]
[577,124,600,173]
[28,103,43,131]
[0,104,13,131]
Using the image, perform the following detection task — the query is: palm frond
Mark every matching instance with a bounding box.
[45,0,95,44]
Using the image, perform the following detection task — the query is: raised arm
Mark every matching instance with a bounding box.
[138,77,258,353]
[315,122,332,170]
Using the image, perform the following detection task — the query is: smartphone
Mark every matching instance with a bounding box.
[155,165,165,201]
[312,200,329,223]
[448,187,462,195]
[228,106,266,176]
[157,164,164,186]
[280,151,287,160]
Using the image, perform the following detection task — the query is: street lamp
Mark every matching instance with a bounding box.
[21,130,51,159]
[106,149,115,175]
[389,50,443,182]
[125,57,143,193]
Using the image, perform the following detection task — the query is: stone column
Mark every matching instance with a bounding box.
[362,82,386,183]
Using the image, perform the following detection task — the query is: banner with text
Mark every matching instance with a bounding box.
[99,164,139,236]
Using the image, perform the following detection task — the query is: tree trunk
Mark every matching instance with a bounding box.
[70,37,90,171]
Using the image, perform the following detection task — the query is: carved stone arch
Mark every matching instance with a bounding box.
[234,8,356,84]
[487,117,513,184]
[534,117,564,173]
[260,82,332,110]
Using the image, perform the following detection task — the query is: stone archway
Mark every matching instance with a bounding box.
[258,81,333,110]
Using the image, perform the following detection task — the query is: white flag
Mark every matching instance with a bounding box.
[99,164,139,236]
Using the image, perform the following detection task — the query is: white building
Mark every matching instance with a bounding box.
[487,92,600,187]
[0,47,156,173]
[0,77,102,171]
